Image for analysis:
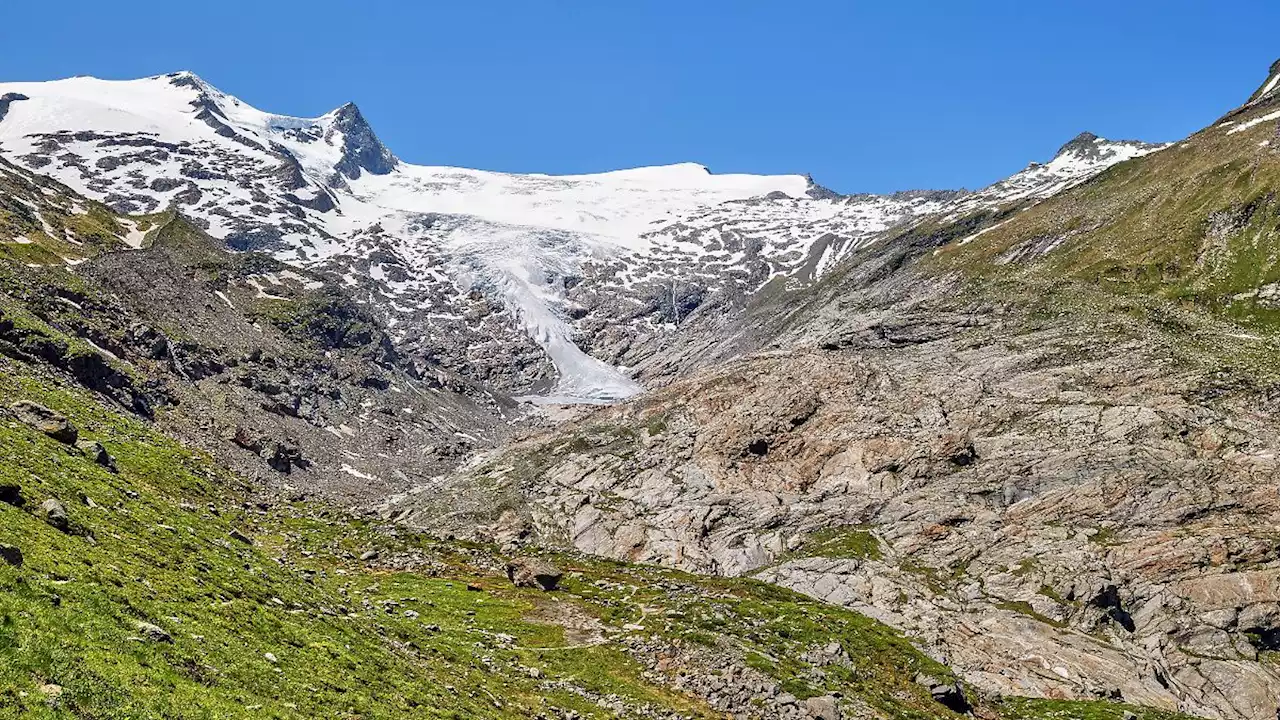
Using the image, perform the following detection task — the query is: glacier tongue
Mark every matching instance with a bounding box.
[443,217,642,403]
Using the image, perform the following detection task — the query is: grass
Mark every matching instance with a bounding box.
[994,600,1067,628]
[786,526,883,562]
[0,369,709,719]
[919,103,1280,379]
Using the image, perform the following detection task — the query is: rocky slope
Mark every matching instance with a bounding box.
[386,61,1280,720]
[0,154,512,505]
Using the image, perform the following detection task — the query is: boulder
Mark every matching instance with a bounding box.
[37,683,62,698]
[804,694,841,720]
[914,673,970,714]
[0,544,22,567]
[132,619,173,643]
[39,498,69,531]
[10,401,77,444]
[262,440,303,474]
[0,484,24,507]
[506,556,563,591]
[75,439,118,472]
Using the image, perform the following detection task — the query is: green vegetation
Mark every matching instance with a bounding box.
[994,600,1067,628]
[788,525,883,562]
[0,369,707,719]
[0,158,129,266]
[644,412,669,437]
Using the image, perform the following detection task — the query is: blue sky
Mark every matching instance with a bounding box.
[4,1,1277,193]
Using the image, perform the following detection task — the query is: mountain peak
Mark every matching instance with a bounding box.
[803,174,842,200]
[1055,131,1102,157]
[1246,58,1280,106]
[327,100,397,182]
[165,70,211,90]
[1050,131,1162,165]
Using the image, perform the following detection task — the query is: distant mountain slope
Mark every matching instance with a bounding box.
[0,72,1158,401]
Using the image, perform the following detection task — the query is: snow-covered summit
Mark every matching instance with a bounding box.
[948,131,1162,216]
[0,71,826,401]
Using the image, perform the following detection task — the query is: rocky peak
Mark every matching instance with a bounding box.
[1055,130,1101,156]
[328,101,397,183]
[166,69,208,90]
[0,92,27,123]
[1246,57,1280,107]
[887,188,969,203]
[803,174,843,200]
[1049,130,1162,165]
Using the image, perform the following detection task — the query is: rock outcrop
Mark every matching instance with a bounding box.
[10,401,77,444]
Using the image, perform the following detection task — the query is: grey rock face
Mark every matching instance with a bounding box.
[0,92,27,123]
[393,310,1280,719]
[328,103,398,183]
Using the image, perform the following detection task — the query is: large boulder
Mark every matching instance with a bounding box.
[0,484,24,507]
[913,673,970,714]
[506,556,563,591]
[804,695,840,720]
[10,402,77,444]
[39,498,70,532]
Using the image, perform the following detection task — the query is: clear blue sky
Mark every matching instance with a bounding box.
[4,1,1277,193]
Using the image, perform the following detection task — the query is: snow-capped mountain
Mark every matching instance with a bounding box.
[0,71,1162,402]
